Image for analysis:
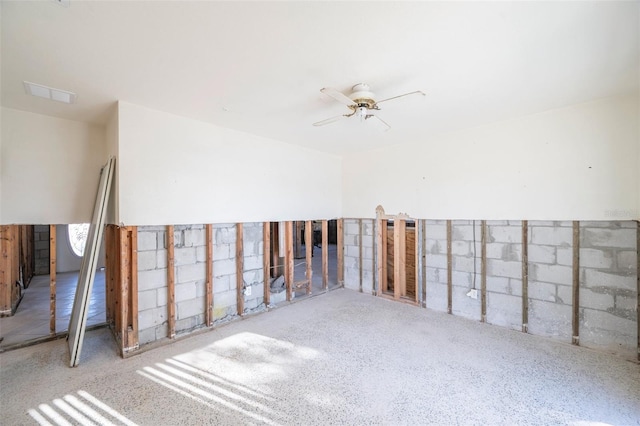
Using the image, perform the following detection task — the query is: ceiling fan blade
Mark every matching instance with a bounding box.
[313,114,349,127]
[365,114,390,132]
[320,87,356,106]
[375,90,426,105]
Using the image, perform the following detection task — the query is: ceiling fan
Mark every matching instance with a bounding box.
[313,83,425,131]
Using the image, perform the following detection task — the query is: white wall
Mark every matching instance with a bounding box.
[342,94,639,220]
[105,106,119,225]
[1,108,107,224]
[117,102,342,225]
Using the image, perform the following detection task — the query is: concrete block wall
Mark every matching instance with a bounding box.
[451,220,482,321]
[343,219,375,294]
[136,223,266,347]
[33,225,50,275]
[425,220,448,312]
[579,221,638,357]
[485,220,523,331]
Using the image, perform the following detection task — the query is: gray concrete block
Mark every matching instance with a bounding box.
[487,259,522,279]
[177,262,205,284]
[177,297,204,320]
[486,220,509,226]
[345,222,359,235]
[580,288,614,311]
[214,289,237,309]
[244,255,262,272]
[528,299,571,340]
[509,279,523,297]
[138,307,167,330]
[427,254,447,269]
[486,292,521,330]
[615,295,637,312]
[581,308,636,354]
[452,271,471,287]
[138,327,157,345]
[215,226,236,244]
[175,282,196,302]
[137,250,157,271]
[451,285,480,321]
[344,269,359,290]
[176,315,203,333]
[137,231,158,251]
[452,224,478,241]
[34,241,49,251]
[451,241,470,256]
[426,267,439,284]
[555,283,572,306]
[138,289,158,311]
[528,281,557,302]
[156,249,168,269]
[196,246,206,263]
[530,263,571,285]
[580,248,614,269]
[616,251,638,271]
[157,288,167,307]
[556,247,572,266]
[214,258,236,277]
[486,276,510,295]
[426,239,442,255]
[346,245,360,258]
[452,256,481,273]
[213,274,231,293]
[489,226,521,243]
[364,247,374,260]
[214,244,231,261]
[486,243,505,260]
[528,245,556,264]
[195,281,206,298]
[425,223,447,240]
[425,282,447,312]
[583,269,635,291]
[531,226,572,247]
[138,268,168,291]
[174,247,197,266]
[583,228,636,249]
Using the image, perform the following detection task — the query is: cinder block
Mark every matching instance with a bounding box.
[174,247,197,266]
[530,263,571,285]
[509,279,523,297]
[451,241,470,256]
[581,309,635,339]
[486,276,510,295]
[138,289,158,311]
[175,282,196,302]
[486,292,521,330]
[452,256,481,274]
[452,225,476,241]
[527,299,571,340]
[195,281,206,298]
[580,288,614,311]
[346,245,360,258]
[579,248,614,269]
[527,281,557,302]
[425,223,447,240]
[345,222,359,235]
[426,267,440,284]
[138,268,168,291]
[426,254,447,269]
[615,295,638,312]
[138,327,157,345]
[616,251,637,271]
[583,269,635,291]
[528,245,556,264]
[364,247,374,260]
[425,239,442,255]
[215,226,236,245]
[196,246,206,263]
[486,220,509,226]
[451,285,480,321]
[452,271,470,287]
[531,226,572,247]
[213,274,231,292]
[138,250,157,271]
[214,289,237,309]
[425,282,447,312]
[176,315,202,333]
[487,259,522,279]
[137,232,158,251]
[214,258,236,277]
[35,241,48,251]
[157,289,167,307]
[156,250,168,269]
[485,243,505,260]
[177,297,204,320]
[177,262,205,284]
[583,228,636,249]
[244,255,262,272]
[138,307,167,330]
[489,226,521,243]
[556,247,572,266]
[213,244,231,261]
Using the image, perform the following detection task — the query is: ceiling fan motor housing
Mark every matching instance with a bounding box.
[349,83,377,109]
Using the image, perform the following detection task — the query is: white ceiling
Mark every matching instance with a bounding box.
[2,1,638,155]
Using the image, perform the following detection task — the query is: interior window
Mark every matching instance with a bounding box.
[68,223,90,257]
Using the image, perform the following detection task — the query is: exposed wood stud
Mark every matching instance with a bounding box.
[446,220,452,314]
[337,219,344,286]
[358,219,364,293]
[322,220,328,291]
[271,223,280,279]
[105,225,115,326]
[166,225,176,339]
[572,221,580,346]
[128,227,139,349]
[372,220,376,296]
[263,222,271,306]
[375,218,383,296]
[236,223,244,315]
[49,225,57,333]
[421,219,427,308]
[393,219,407,300]
[305,220,313,295]
[636,221,639,362]
[481,220,487,322]
[119,227,130,346]
[381,220,388,294]
[414,221,419,304]
[522,221,529,333]
[285,221,294,301]
[206,224,214,326]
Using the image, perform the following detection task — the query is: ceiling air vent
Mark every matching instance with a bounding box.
[23,81,77,104]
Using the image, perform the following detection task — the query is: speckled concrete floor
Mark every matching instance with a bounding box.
[1,289,638,425]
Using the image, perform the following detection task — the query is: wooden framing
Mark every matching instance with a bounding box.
[236,223,245,315]
[480,220,487,323]
[0,226,16,316]
[376,217,384,296]
[636,221,640,361]
[522,221,529,333]
[572,221,580,345]
[421,220,426,307]
[337,219,344,286]
[49,225,57,332]
[393,219,406,300]
[205,224,213,327]
[305,220,312,295]
[322,220,328,290]
[285,221,294,301]
[271,222,280,279]
[105,225,116,326]
[166,225,176,339]
[263,222,271,306]
[358,219,364,293]
[446,220,452,314]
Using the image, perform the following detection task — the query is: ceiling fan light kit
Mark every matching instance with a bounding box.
[314,83,425,131]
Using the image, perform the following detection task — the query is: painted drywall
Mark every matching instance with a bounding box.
[342,94,639,220]
[105,106,119,225]
[117,102,342,225]
[1,108,107,224]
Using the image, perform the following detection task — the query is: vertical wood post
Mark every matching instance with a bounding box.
[522,220,529,333]
[421,220,427,307]
[166,225,176,339]
[358,219,364,293]
[236,223,245,315]
[446,220,452,314]
[322,220,328,290]
[337,219,344,286]
[393,219,407,300]
[49,225,57,332]
[636,221,639,361]
[376,218,383,296]
[119,227,130,345]
[263,222,271,307]
[305,220,313,295]
[205,224,213,326]
[481,220,487,323]
[271,223,280,279]
[381,220,388,294]
[285,221,293,301]
[105,225,116,326]
[127,227,139,350]
[572,221,580,345]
